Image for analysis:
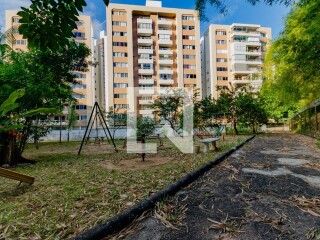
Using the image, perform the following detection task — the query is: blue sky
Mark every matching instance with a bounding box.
[1,0,291,39]
[84,0,291,39]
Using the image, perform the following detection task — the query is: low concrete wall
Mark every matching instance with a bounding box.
[261,124,290,133]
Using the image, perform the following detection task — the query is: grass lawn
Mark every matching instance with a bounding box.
[0,135,248,239]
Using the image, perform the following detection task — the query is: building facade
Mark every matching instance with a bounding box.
[106,0,201,118]
[5,10,94,128]
[201,23,272,99]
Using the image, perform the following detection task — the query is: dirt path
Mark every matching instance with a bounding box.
[119,133,320,240]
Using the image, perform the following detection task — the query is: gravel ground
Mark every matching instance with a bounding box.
[117,133,320,240]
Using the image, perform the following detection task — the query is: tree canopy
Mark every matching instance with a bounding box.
[261,0,320,113]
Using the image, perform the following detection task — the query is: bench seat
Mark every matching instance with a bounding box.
[197,137,220,153]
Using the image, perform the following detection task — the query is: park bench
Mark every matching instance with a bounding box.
[194,125,224,153]
[0,167,35,185]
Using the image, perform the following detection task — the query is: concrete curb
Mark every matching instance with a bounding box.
[73,135,256,240]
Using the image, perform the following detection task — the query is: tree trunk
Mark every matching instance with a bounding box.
[233,120,239,135]
[0,133,35,166]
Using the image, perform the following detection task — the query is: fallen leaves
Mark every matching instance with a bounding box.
[290,195,320,217]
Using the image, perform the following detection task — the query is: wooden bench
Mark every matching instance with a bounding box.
[0,167,35,185]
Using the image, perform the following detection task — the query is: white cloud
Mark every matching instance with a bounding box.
[83,1,105,39]
[0,0,31,32]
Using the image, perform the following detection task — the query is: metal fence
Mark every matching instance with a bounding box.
[291,99,320,138]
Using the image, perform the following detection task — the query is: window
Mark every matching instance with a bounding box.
[217,49,228,54]
[73,31,85,39]
[114,83,128,88]
[182,16,195,20]
[113,62,128,67]
[74,73,86,78]
[113,31,127,36]
[183,35,195,40]
[217,58,227,62]
[216,31,226,35]
[73,93,85,99]
[184,64,196,69]
[112,10,126,15]
[182,25,195,30]
[72,83,86,89]
[113,42,127,47]
[184,74,197,79]
[12,17,20,23]
[75,105,87,110]
[112,21,127,26]
[234,36,247,42]
[217,76,228,81]
[217,67,228,71]
[158,34,170,40]
[12,28,19,34]
[216,40,226,44]
[113,52,128,57]
[114,73,128,78]
[139,63,153,69]
[114,94,127,98]
[138,23,152,29]
[260,32,266,37]
[183,45,196,50]
[140,54,152,59]
[234,54,246,60]
[159,74,172,79]
[183,54,196,59]
[15,39,27,45]
[79,115,87,121]
[114,104,128,109]
[76,21,84,27]
[115,114,126,119]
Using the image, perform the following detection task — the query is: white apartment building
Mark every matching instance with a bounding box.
[201,23,272,99]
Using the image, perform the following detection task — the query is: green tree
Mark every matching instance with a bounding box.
[262,0,320,110]
[235,92,268,133]
[0,89,55,166]
[17,0,109,51]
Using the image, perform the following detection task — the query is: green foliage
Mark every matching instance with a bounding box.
[0,42,90,112]
[262,0,320,111]
[136,116,156,137]
[17,0,87,50]
[195,0,294,20]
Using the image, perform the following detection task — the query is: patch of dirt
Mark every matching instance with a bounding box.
[100,157,176,170]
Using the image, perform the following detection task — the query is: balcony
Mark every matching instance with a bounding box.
[139,99,154,105]
[139,78,154,84]
[159,79,174,85]
[232,69,256,74]
[138,38,153,45]
[231,31,261,38]
[158,18,172,26]
[158,39,173,46]
[139,89,154,95]
[231,59,262,65]
[138,28,153,35]
[159,59,173,65]
[159,49,173,55]
[138,48,153,54]
[138,58,153,64]
[139,109,154,115]
[231,79,250,85]
[139,68,154,74]
[159,69,173,74]
[158,29,172,35]
[137,18,152,24]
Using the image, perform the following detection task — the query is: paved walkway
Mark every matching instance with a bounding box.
[118,133,320,240]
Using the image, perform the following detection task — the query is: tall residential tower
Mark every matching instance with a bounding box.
[106,0,201,118]
[201,23,272,99]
